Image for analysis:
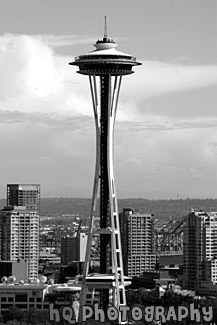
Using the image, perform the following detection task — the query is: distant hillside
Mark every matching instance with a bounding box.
[39,198,217,220]
[42,186,194,200]
[1,197,217,221]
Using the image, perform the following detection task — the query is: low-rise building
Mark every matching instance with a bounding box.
[0,277,81,317]
[0,281,49,316]
[0,259,28,282]
[39,248,61,265]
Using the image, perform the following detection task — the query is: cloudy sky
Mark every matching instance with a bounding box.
[0,0,217,198]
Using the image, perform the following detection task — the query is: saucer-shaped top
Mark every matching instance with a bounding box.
[69,37,141,76]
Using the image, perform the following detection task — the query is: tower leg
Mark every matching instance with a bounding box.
[78,74,128,324]
[78,75,100,322]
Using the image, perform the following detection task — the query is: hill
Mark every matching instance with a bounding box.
[1,198,217,221]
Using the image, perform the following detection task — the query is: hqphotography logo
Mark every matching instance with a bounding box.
[49,302,213,324]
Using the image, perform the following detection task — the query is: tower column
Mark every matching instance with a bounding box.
[100,74,111,275]
[70,25,141,323]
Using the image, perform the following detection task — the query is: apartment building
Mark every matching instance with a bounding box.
[0,206,39,279]
[7,184,40,214]
[119,208,157,277]
[183,211,217,294]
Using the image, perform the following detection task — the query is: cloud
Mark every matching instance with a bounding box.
[0,33,93,121]
[38,156,52,161]
[125,61,217,99]
[138,61,217,97]
[35,34,96,48]
[119,61,217,122]
[1,33,217,126]
[114,125,217,197]
[0,34,61,99]
[117,118,217,133]
[0,33,217,197]
[0,109,92,132]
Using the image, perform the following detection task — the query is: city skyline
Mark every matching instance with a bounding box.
[0,0,217,199]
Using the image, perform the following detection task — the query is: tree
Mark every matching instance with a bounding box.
[3,307,25,323]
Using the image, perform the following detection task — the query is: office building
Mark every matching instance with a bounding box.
[0,206,39,279]
[61,236,78,265]
[7,184,40,214]
[61,231,88,265]
[119,208,157,277]
[183,211,217,295]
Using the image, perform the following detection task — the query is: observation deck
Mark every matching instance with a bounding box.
[70,36,141,76]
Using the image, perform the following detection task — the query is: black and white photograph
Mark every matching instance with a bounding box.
[0,1,217,324]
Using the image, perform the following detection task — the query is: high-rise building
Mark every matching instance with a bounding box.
[61,236,78,265]
[7,184,40,214]
[61,231,88,265]
[183,211,217,295]
[0,206,39,279]
[119,208,157,277]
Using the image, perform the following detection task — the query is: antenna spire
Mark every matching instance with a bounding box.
[104,15,107,39]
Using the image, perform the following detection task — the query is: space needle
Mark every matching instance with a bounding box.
[69,17,141,323]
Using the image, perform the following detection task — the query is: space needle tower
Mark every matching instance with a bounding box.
[70,17,141,323]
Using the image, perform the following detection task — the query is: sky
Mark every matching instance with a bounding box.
[0,0,217,199]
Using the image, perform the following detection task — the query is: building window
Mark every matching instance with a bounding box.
[15,294,28,302]
[1,304,12,309]
[86,294,92,299]
[17,304,28,309]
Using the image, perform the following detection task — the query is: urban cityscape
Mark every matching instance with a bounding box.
[0,1,217,325]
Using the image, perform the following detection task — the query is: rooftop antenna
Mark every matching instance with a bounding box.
[104,15,107,39]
